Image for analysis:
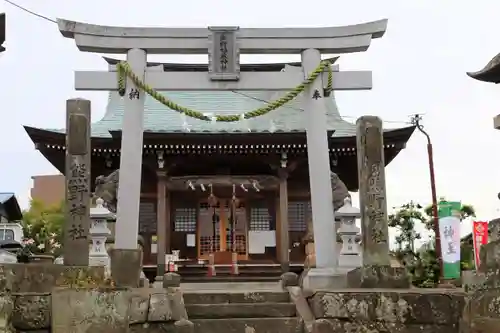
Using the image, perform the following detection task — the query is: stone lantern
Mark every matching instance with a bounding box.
[89,198,113,269]
[335,197,361,271]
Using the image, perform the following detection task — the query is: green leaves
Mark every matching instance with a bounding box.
[389,199,476,287]
[21,199,64,256]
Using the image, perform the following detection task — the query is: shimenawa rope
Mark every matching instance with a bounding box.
[116,60,333,122]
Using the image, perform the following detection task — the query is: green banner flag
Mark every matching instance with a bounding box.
[438,201,461,279]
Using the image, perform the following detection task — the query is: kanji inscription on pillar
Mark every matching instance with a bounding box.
[208,27,240,81]
[356,116,391,266]
[64,98,91,266]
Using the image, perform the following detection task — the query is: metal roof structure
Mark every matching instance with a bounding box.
[0,193,22,221]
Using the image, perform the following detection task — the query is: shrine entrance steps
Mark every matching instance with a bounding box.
[183,288,302,333]
[177,263,304,283]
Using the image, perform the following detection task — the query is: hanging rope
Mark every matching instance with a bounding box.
[116,60,333,122]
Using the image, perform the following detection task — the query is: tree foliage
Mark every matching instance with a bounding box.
[388,198,476,287]
[388,201,438,287]
[423,202,476,230]
[21,199,64,256]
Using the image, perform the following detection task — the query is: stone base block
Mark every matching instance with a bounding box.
[347,265,410,288]
[337,254,361,269]
[462,271,486,292]
[301,267,348,290]
[110,248,143,288]
[309,291,465,329]
[0,264,105,293]
[52,287,131,333]
[163,272,181,288]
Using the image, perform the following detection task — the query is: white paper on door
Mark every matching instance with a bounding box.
[186,234,196,247]
[248,230,276,254]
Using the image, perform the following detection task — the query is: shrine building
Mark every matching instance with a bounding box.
[24,58,415,278]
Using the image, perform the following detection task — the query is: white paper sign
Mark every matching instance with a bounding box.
[248,231,276,254]
[186,234,196,247]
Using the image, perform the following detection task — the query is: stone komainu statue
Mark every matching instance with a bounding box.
[330,171,350,211]
[303,171,350,244]
[94,169,120,213]
[301,172,350,273]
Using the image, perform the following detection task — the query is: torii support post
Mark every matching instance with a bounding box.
[299,48,338,289]
[57,20,387,279]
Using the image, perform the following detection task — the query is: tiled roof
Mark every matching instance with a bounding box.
[47,90,359,138]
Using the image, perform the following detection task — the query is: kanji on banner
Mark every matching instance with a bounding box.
[438,201,462,279]
[472,221,488,270]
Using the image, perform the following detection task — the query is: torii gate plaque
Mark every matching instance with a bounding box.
[58,19,388,287]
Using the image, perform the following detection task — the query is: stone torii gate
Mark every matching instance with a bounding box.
[57,19,388,283]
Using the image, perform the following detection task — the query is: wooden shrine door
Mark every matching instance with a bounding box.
[222,200,248,262]
[198,199,248,263]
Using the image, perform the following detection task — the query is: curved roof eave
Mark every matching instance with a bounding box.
[467,52,500,83]
[24,124,416,147]
[23,125,111,143]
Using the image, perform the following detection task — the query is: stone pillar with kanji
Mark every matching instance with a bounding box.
[63,98,91,266]
[347,116,410,288]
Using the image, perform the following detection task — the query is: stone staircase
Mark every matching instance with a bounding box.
[183,290,302,333]
[178,264,285,283]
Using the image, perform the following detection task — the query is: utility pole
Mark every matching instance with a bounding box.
[410,114,442,281]
[0,13,5,53]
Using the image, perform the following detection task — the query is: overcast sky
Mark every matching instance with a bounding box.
[1,0,499,239]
